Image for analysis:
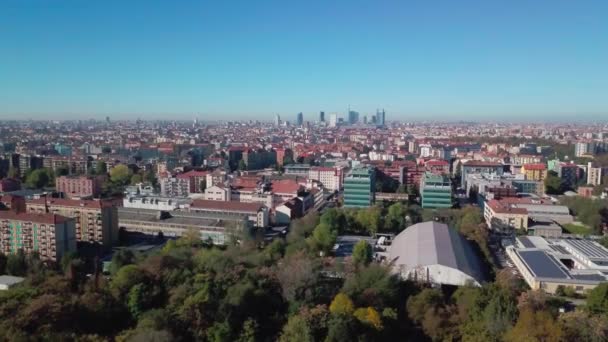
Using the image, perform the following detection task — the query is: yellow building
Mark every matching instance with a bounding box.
[522,163,548,182]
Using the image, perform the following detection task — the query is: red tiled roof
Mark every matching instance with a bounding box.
[487,200,528,215]
[0,211,69,224]
[523,163,547,171]
[176,170,209,178]
[27,198,111,209]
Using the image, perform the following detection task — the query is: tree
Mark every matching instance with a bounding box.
[545,171,564,195]
[97,161,108,175]
[354,307,383,330]
[56,166,69,177]
[130,174,143,185]
[110,164,131,185]
[385,203,406,231]
[309,223,337,254]
[6,250,28,276]
[110,249,137,275]
[504,308,563,342]
[587,283,608,315]
[352,240,372,266]
[329,293,355,316]
[7,166,18,179]
[25,168,53,189]
[238,159,247,171]
[0,253,5,274]
[278,315,313,342]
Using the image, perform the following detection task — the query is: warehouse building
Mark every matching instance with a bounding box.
[388,221,484,287]
[506,236,608,294]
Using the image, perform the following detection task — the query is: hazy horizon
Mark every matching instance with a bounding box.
[1,0,607,121]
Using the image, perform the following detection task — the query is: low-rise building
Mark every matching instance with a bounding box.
[507,236,608,294]
[190,199,269,228]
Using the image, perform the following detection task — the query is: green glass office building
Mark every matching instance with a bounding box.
[343,166,375,208]
[421,172,453,209]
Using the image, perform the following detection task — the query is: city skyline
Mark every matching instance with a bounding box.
[1,0,607,120]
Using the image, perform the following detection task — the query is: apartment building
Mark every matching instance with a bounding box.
[522,163,548,182]
[308,166,343,191]
[0,211,76,263]
[26,198,118,248]
[56,175,105,199]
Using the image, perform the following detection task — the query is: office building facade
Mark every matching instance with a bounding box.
[343,166,375,208]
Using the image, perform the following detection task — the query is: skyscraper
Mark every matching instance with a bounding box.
[348,110,359,125]
[319,111,325,122]
[296,112,304,126]
[274,114,281,126]
[376,109,386,127]
[329,113,338,127]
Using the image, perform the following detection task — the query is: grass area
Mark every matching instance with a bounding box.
[562,223,593,235]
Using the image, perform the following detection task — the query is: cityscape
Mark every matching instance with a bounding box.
[2,1,608,341]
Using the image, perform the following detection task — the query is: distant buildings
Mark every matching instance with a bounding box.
[160,175,190,197]
[348,110,359,125]
[329,113,338,128]
[0,178,21,193]
[296,112,304,126]
[343,166,375,208]
[274,114,281,126]
[376,109,386,127]
[522,163,548,182]
[461,161,504,188]
[558,163,580,189]
[308,166,344,191]
[319,111,325,122]
[56,175,105,199]
[420,172,453,209]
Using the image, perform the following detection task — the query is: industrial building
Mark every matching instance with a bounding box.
[118,207,251,245]
[388,221,484,287]
[506,236,608,294]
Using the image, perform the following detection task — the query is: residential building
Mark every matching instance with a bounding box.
[587,162,603,186]
[484,199,529,232]
[55,175,105,199]
[343,166,375,208]
[160,175,190,197]
[308,166,343,191]
[204,185,231,201]
[26,198,119,248]
[522,163,548,182]
[0,178,21,193]
[512,180,544,196]
[420,172,453,209]
[558,164,580,189]
[461,161,504,188]
[0,211,76,263]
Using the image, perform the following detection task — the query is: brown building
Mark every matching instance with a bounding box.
[56,175,105,199]
[26,198,118,248]
[0,178,21,193]
[0,211,76,263]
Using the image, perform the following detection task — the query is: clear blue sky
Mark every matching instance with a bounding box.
[1,0,607,121]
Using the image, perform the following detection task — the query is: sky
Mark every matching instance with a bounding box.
[1,0,607,122]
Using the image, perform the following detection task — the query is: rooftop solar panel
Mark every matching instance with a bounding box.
[518,250,570,279]
[572,274,606,281]
[566,240,608,259]
[549,245,570,255]
[519,237,535,248]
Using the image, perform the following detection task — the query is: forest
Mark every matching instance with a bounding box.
[1,208,608,341]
